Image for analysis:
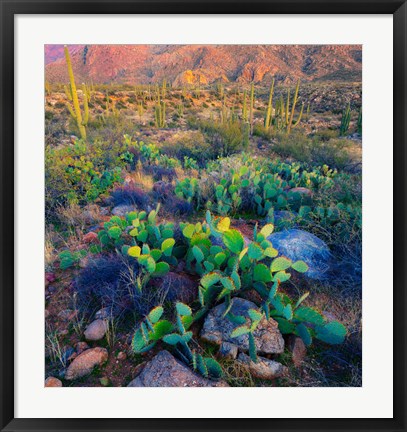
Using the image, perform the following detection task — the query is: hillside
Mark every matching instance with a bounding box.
[45,44,362,85]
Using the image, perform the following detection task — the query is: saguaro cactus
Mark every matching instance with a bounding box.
[242,89,248,122]
[340,103,351,136]
[64,46,87,140]
[286,79,304,134]
[264,78,275,130]
[249,82,255,135]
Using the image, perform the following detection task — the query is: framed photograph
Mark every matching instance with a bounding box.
[1,1,405,431]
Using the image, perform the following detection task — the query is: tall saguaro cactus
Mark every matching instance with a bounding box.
[264,78,275,130]
[286,79,304,135]
[249,82,255,135]
[64,45,88,140]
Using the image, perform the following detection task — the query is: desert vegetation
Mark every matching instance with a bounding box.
[44,45,362,388]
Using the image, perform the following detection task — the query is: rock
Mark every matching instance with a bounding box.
[45,309,50,319]
[289,187,313,198]
[267,229,331,279]
[237,353,287,380]
[218,342,238,360]
[157,272,198,304]
[127,351,228,387]
[65,347,109,380]
[45,376,62,387]
[200,298,284,354]
[84,319,108,341]
[111,204,136,217]
[117,351,127,361]
[287,336,307,368]
[83,232,98,244]
[95,307,114,320]
[75,341,89,354]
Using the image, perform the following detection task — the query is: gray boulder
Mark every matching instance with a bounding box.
[200,298,284,354]
[267,229,331,279]
[127,351,228,387]
[84,319,108,341]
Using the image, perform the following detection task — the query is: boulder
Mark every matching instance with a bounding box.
[267,229,331,279]
[127,350,228,387]
[65,347,108,380]
[111,204,136,217]
[84,319,108,341]
[200,298,284,354]
[218,342,238,360]
[237,353,287,380]
[75,341,89,355]
[45,376,62,387]
[287,336,307,368]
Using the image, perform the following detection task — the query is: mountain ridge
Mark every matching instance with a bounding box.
[45,44,362,85]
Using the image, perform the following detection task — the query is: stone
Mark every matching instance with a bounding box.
[200,298,284,354]
[83,232,99,244]
[237,353,287,380]
[65,347,108,380]
[117,351,127,361]
[218,342,238,360]
[289,187,313,198]
[267,229,331,279]
[127,351,228,387]
[95,307,114,320]
[287,336,307,368]
[45,309,50,319]
[84,319,108,341]
[45,376,62,387]
[111,204,136,217]
[75,341,89,354]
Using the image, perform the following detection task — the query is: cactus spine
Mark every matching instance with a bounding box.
[249,82,255,135]
[264,78,275,130]
[64,46,87,140]
[340,102,351,136]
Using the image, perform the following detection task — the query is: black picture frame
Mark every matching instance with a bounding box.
[1,1,406,431]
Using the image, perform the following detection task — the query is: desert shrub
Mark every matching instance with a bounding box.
[75,254,167,317]
[143,165,177,182]
[45,144,123,218]
[191,117,249,157]
[273,133,356,170]
[162,196,194,216]
[108,184,149,208]
[160,130,215,165]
